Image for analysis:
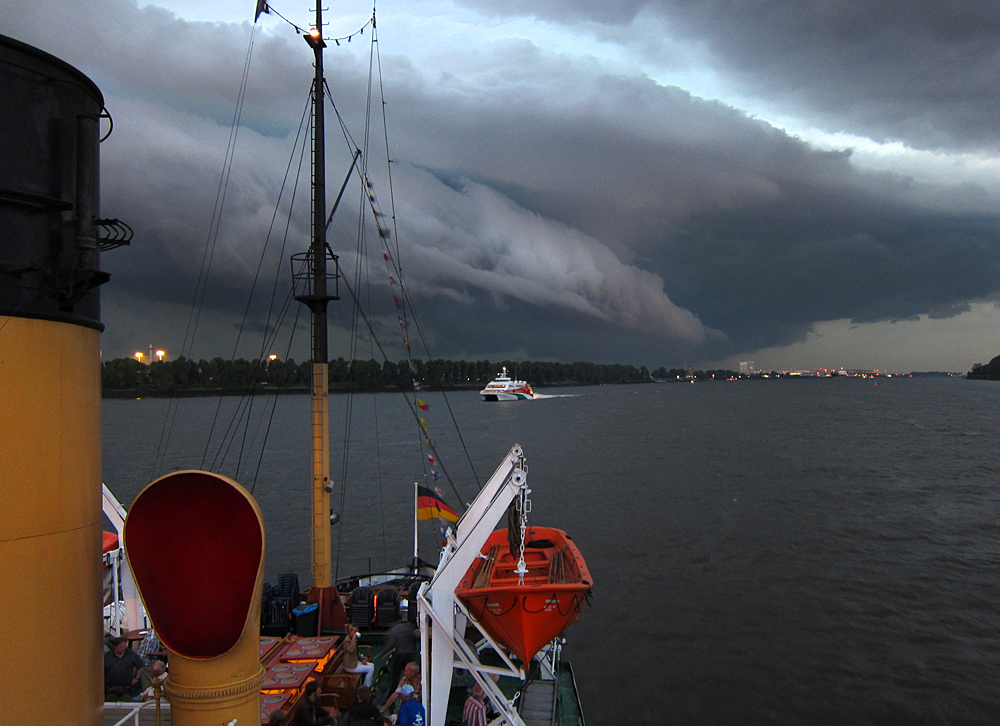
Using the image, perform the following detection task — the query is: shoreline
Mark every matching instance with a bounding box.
[101,380,597,398]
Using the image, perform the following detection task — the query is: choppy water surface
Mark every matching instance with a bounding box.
[103,377,1000,725]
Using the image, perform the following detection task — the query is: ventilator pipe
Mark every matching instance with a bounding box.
[125,471,265,726]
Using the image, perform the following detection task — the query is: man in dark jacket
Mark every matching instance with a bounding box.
[295,681,335,726]
[104,636,145,700]
[379,619,418,689]
[341,685,382,726]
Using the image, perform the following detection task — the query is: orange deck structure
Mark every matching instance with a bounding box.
[258,635,339,723]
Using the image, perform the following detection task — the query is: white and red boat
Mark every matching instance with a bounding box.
[480,367,535,401]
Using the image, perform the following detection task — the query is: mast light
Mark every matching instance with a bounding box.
[304,27,325,49]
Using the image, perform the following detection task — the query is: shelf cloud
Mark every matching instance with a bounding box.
[5,0,1000,367]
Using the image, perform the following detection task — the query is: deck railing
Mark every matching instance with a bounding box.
[103,699,169,726]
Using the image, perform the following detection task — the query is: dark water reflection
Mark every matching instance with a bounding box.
[103,377,1000,724]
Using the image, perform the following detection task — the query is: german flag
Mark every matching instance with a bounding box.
[417,486,460,523]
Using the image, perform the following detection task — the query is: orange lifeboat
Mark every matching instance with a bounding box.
[102,531,120,554]
[455,526,591,664]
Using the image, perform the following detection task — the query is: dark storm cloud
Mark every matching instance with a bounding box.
[658,197,1000,359]
[457,0,1000,151]
[373,59,1000,359]
[5,0,1000,367]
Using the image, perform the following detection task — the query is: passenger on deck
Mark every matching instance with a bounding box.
[137,630,164,691]
[395,685,425,726]
[103,636,144,700]
[461,683,487,726]
[295,680,336,726]
[136,629,162,664]
[130,660,167,702]
[380,661,420,716]
[339,624,375,688]
[340,685,382,726]
[379,619,417,688]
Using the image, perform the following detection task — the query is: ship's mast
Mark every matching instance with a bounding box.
[302,6,334,589]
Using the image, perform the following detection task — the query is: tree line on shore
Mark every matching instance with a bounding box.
[968,355,1000,380]
[101,356,662,394]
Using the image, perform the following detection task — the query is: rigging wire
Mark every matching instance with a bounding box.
[151,22,258,481]
[264,2,372,47]
[145,3,480,575]
[238,92,315,478]
[329,39,486,506]
[249,299,304,495]
[331,172,365,583]
[243,98,318,490]
[203,90,313,475]
[315,17,479,530]
[361,17,414,560]
[371,27,483,492]
[334,270,467,509]
[360,11,389,574]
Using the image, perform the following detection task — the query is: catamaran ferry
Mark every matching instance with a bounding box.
[480,368,535,401]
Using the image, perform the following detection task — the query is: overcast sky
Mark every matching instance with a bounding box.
[5,0,1000,372]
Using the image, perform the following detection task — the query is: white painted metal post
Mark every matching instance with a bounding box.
[419,444,529,726]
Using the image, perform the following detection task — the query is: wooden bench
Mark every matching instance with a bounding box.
[319,640,371,709]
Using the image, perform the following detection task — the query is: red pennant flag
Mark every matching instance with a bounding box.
[383,252,390,261]
[428,454,436,464]
[417,399,429,411]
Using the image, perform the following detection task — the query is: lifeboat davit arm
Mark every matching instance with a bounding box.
[418,444,530,726]
[103,483,144,634]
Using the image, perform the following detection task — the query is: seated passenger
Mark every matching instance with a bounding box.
[396,685,425,726]
[380,661,420,716]
[294,680,336,726]
[103,636,144,701]
[461,683,487,726]
[341,685,382,726]
[130,660,167,702]
[339,624,375,688]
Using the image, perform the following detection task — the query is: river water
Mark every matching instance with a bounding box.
[103,376,1000,725]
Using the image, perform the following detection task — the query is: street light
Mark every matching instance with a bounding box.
[269,354,278,362]
[134,352,144,362]
[156,350,165,361]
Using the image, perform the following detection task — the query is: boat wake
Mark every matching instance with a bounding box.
[531,393,580,399]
